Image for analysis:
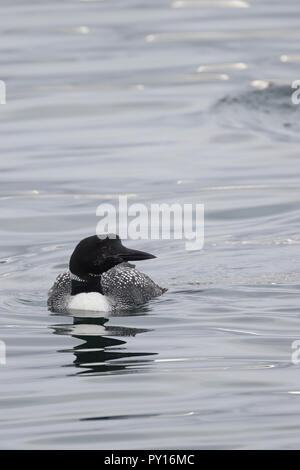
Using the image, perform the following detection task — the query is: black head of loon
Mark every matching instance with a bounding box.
[69,234,156,282]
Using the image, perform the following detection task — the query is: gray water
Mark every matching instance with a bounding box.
[1,0,300,450]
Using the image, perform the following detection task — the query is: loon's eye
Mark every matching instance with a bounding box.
[101,246,108,253]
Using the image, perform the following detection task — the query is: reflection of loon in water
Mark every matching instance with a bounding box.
[51,312,156,375]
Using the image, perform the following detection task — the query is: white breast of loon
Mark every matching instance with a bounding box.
[68,291,112,312]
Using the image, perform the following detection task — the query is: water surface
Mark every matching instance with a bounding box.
[1,0,300,449]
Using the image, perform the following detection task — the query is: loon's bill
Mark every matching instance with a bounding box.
[47,234,166,312]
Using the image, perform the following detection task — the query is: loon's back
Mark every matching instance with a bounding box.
[102,263,166,308]
[47,262,166,312]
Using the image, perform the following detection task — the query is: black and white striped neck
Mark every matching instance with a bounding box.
[70,272,103,296]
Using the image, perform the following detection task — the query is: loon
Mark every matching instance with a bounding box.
[47,234,166,312]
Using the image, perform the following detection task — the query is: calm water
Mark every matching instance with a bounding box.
[1,0,300,449]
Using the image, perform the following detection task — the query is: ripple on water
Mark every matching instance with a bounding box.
[214,84,300,141]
